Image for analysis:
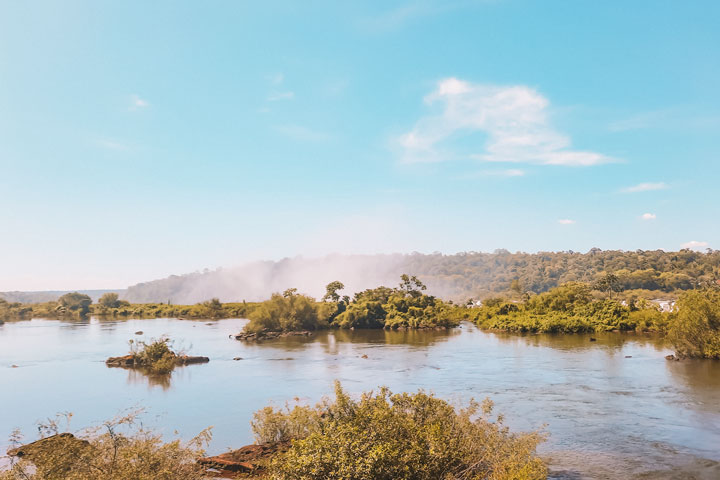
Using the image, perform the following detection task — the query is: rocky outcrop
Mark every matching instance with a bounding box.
[233,330,313,341]
[198,441,290,477]
[7,433,90,476]
[105,354,209,368]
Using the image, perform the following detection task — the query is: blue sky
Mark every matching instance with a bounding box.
[1,0,719,290]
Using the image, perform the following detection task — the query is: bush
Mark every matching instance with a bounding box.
[668,289,720,359]
[253,382,547,480]
[244,290,332,333]
[1,412,210,480]
[129,337,179,374]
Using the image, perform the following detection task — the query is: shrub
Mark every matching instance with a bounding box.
[0,412,210,480]
[668,289,720,359]
[129,337,179,374]
[254,382,547,480]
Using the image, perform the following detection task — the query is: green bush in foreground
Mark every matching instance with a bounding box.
[0,412,210,480]
[668,289,720,359]
[252,382,547,480]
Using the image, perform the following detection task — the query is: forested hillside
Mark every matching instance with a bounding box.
[121,249,720,304]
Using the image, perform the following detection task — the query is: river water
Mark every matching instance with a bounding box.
[1,317,718,479]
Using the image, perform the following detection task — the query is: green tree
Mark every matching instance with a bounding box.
[668,289,720,359]
[57,293,92,315]
[321,281,345,302]
[98,293,121,308]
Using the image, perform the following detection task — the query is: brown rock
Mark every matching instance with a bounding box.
[176,355,210,365]
[198,441,290,476]
[361,354,368,359]
[105,354,136,367]
[134,331,143,335]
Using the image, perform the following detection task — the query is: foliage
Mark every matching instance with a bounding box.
[57,293,92,316]
[243,290,333,334]
[0,412,210,480]
[98,293,120,308]
[128,337,180,374]
[118,249,720,304]
[253,382,547,480]
[333,276,458,330]
[466,282,669,333]
[668,289,720,359]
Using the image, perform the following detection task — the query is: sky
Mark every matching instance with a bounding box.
[1,0,719,291]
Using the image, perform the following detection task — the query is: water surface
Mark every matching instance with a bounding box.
[1,317,719,479]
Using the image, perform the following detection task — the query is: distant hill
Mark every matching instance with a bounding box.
[0,290,123,304]
[122,249,720,304]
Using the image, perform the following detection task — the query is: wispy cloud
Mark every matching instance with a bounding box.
[558,219,575,225]
[268,91,294,102]
[398,78,615,166]
[268,73,284,85]
[621,182,668,193]
[129,94,149,110]
[681,240,709,250]
[275,124,330,142]
[96,138,129,151]
[640,213,657,220]
[482,168,525,177]
[360,1,483,32]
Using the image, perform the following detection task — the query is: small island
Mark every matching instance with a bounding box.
[106,337,209,374]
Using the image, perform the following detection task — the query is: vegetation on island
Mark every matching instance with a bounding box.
[251,381,547,480]
[105,337,208,374]
[458,280,669,334]
[0,411,211,480]
[0,294,253,321]
[242,275,459,334]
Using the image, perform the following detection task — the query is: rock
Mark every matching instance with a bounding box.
[105,354,136,367]
[198,441,290,476]
[665,354,680,361]
[361,354,368,359]
[234,330,314,341]
[105,354,209,368]
[233,357,243,361]
[7,433,90,475]
[134,331,143,335]
[175,355,210,365]
[11,364,18,368]
[589,337,597,342]
[625,355,632,358]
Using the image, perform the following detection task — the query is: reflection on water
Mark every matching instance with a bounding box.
[1,318,719,479]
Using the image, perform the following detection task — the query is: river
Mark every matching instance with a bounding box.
[1,317,718,479]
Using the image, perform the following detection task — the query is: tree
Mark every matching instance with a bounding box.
[57,293,92,315]
[398,274,427,298]
[98,293,121,308]
[322,281,345,303]
[668,289,720,359]
[593,273,623,297]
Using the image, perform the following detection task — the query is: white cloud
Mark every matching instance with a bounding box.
[399,78,614,166]
[275,124,329,142]
[681,240,709,250]
[621,182,668,193]
[558,219,575,225]
[268,91,294,101]
[129,94,149,110]
[268,73,284,85]
[484,169,525,177]
[641,213,656,220]
[96,138,129,151]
